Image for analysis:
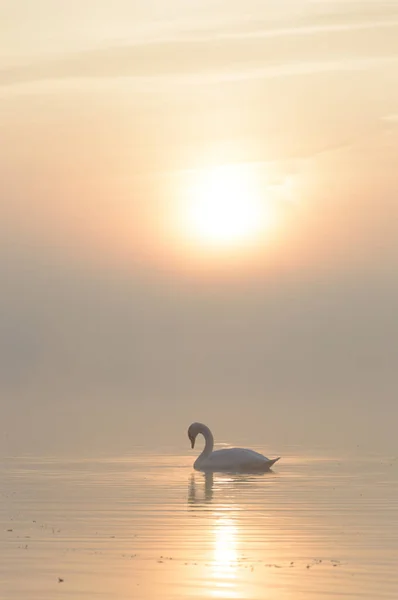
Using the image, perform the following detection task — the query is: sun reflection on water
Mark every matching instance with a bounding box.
[211,518,239,599]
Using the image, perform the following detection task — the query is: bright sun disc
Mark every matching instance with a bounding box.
[181,164,275,251]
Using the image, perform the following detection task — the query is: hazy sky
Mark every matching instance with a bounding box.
[1,0,398,456]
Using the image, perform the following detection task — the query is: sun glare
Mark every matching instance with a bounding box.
[179,164,277,253]
[211,518,239,598]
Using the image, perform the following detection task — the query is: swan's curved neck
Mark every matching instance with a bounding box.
[198,424,214,458]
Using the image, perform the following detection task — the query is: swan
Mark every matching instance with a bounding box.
[188,422,280,472]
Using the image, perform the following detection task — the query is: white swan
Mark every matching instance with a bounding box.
[188,422,280,472]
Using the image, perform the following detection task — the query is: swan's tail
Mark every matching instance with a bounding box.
[266,457,281,468]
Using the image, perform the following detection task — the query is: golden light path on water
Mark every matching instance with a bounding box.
[211,518,239,598]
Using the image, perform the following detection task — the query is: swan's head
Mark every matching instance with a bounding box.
[188,422,201,449]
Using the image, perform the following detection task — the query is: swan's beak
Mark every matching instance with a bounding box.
[189,436,195,449]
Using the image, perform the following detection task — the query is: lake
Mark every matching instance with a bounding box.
[1,445,398,599]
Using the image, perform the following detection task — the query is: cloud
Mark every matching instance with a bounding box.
[1,53,398,92]
[1,17,397,89]
[177,20,398,44]
[382,114,398,123]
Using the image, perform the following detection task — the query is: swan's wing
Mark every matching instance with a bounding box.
[210,448,262,461]
[211,448,266,460]
[207,448,279,469]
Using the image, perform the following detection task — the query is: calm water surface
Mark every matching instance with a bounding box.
[1,446,398,599]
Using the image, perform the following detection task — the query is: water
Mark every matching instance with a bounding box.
[1,446,398,599]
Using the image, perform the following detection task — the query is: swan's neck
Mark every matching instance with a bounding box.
[198,424,214,459]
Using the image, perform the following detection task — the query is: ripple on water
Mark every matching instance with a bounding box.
[1,448,398,599]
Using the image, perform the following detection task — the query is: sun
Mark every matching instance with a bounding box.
[180,164,276,252]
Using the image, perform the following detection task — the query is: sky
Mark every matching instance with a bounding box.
[1,0,398,456]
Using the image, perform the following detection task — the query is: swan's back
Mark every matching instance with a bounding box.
[195,447,280,472]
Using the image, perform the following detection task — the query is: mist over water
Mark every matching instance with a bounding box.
[1,0,398,457]
[1,0,398,597]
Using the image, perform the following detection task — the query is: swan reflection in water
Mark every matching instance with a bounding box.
[188,471,214,505]
[188,470,277,506]
[188,471,276,599]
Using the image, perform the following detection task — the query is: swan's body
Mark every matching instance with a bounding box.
[188,422,280,473]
